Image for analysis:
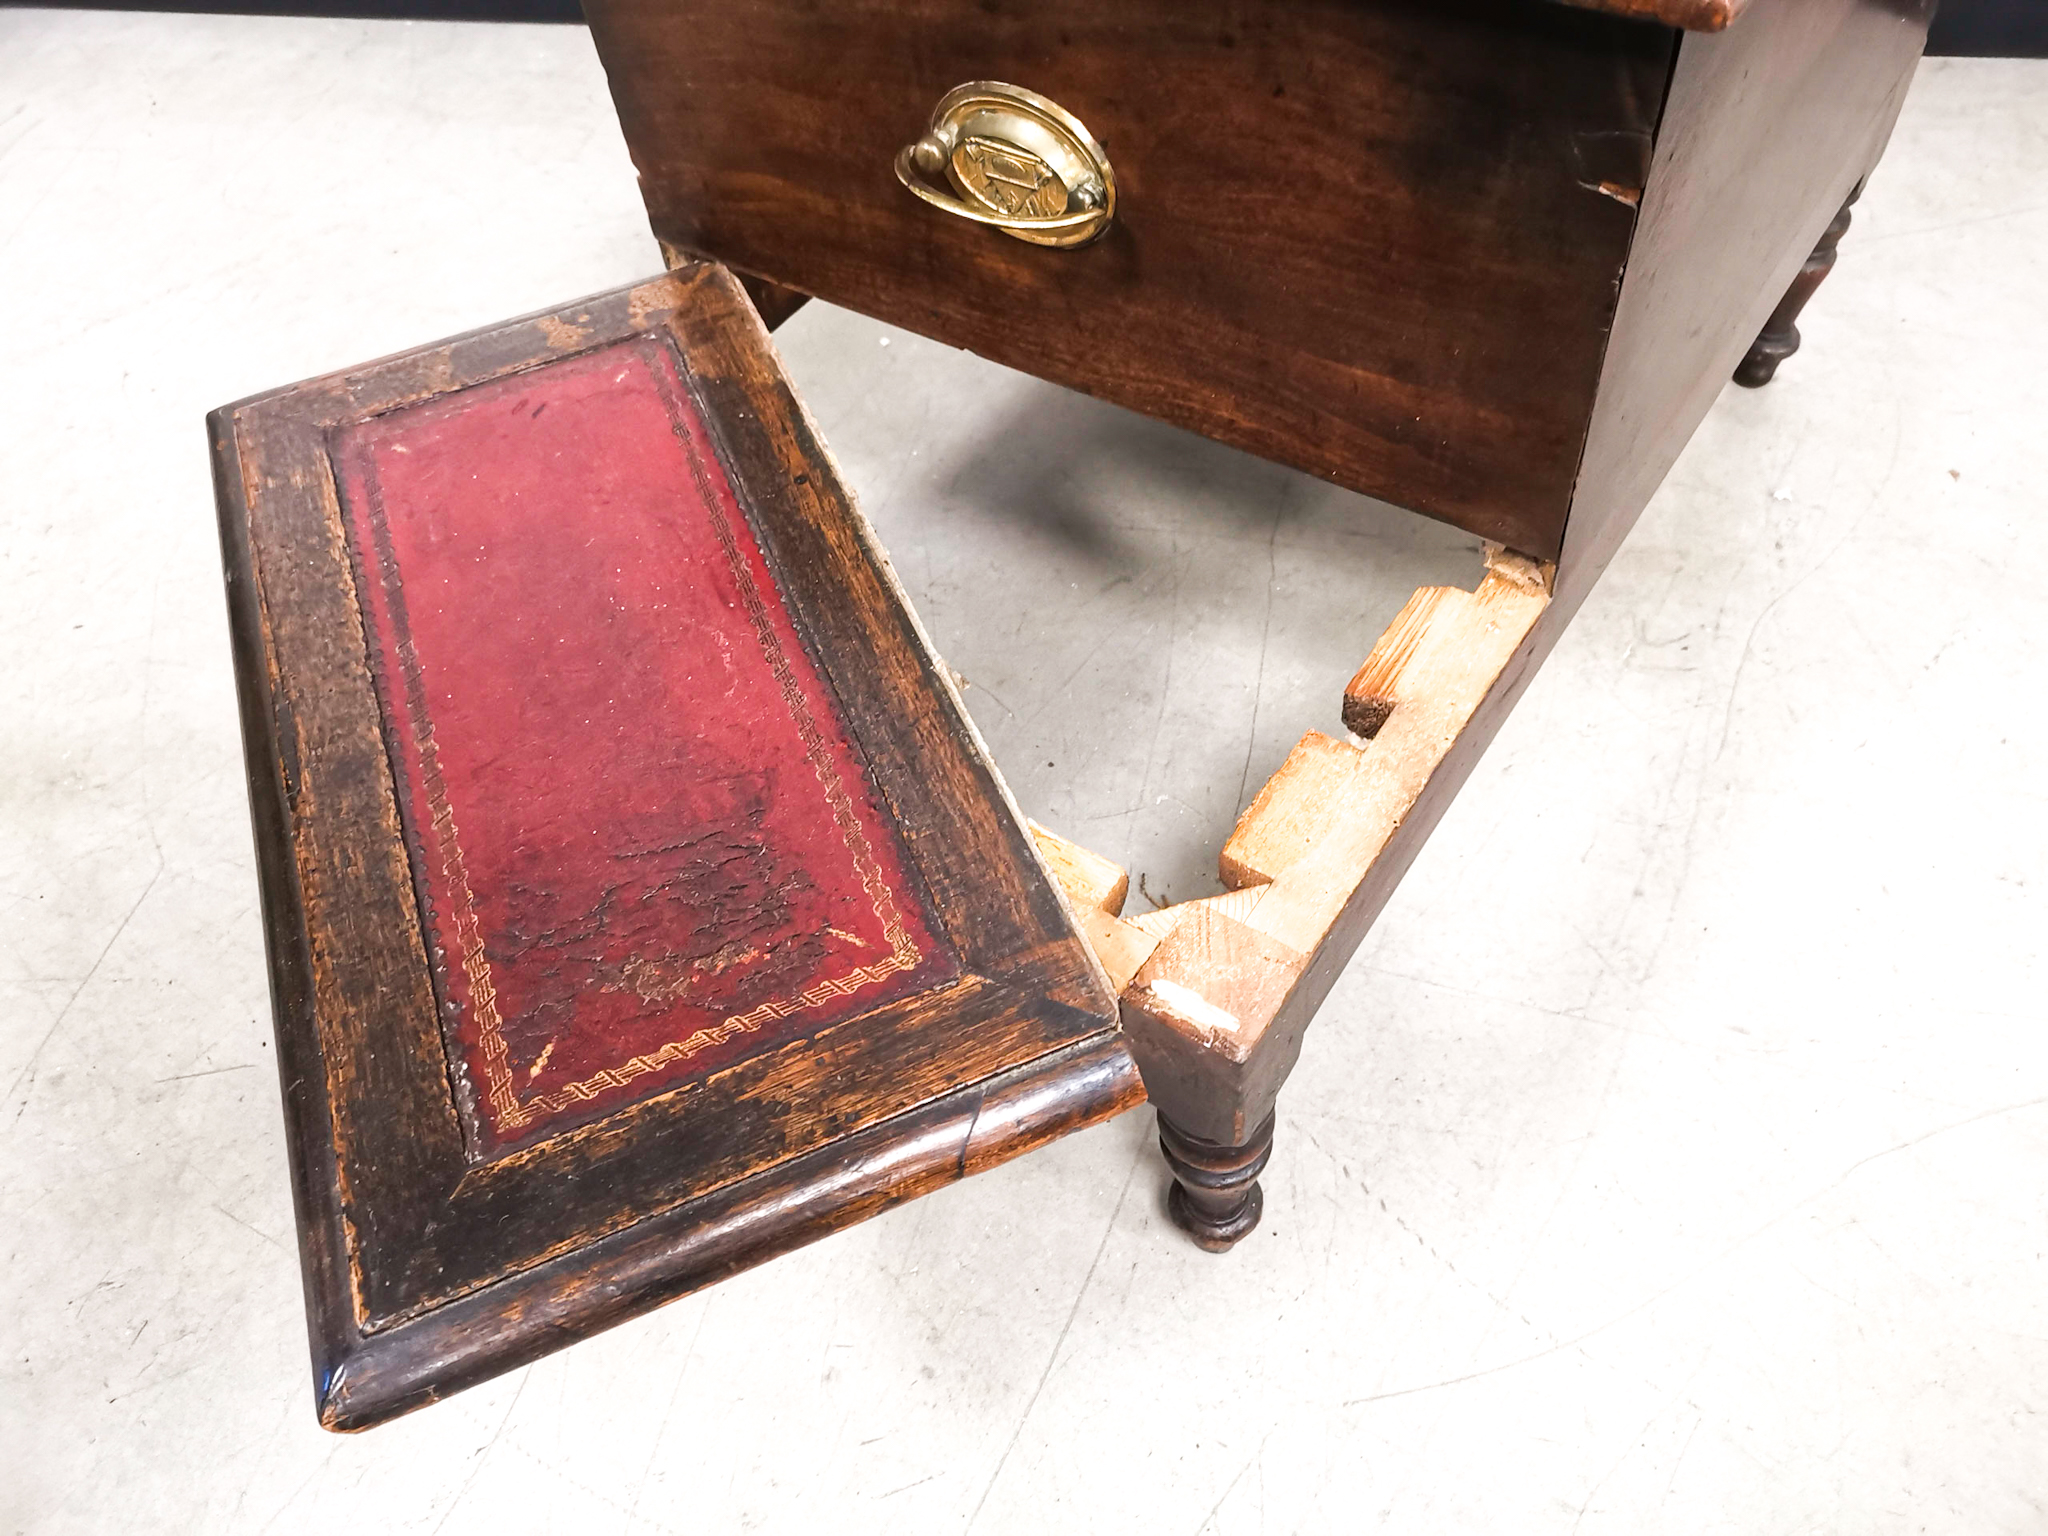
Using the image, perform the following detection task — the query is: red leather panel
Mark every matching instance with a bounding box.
[332,335,954,1156]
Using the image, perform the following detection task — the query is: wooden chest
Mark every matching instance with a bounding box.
[214,0,1934,1429]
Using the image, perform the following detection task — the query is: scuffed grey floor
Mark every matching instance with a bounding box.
[2,12,2044,1534]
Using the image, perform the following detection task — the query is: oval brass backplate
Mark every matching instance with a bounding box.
[895,81,1115,249]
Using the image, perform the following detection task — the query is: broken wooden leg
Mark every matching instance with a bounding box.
[1033,544,1553,1252]
[1734,181,1862,388]
[1122,904,1304,1249]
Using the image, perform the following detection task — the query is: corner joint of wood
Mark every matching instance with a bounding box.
[1119,906,1307,1066]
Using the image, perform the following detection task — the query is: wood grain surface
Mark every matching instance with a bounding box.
[1223,0,1935,1077]
[212,266,1136,1429]
[587,0,1673,558]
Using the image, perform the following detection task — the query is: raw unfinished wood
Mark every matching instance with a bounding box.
[1122,546,1549,1243]
[1126,908,1304,1070]
[1076,907,1160,995]
[1166,550,1551,981]
[1024,826,1279,993]
[1340,591,1447,739]
[1126,884,1270,943]
[1025,822,1158,991]
[1029,820,1129,917]
[1342,550,1549,743]
[1219,731,1368,891]
[1248,554,1551,956]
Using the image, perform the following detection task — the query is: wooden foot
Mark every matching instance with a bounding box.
[1158,1111,1273,1253]
[1734,181,1862,387]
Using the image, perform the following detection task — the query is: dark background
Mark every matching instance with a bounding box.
[8,0,2047,54]
[1927,0,2048,53]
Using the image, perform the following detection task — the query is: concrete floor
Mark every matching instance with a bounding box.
[2,12,2044,1533]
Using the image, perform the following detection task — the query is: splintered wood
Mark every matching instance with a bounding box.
[1338,589,1437,738]
[1038,545,1552,1083]
[1236,547,1551,956]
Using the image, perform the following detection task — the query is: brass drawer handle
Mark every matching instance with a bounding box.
[895,81,1115,249]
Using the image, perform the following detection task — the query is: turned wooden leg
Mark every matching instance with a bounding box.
[1735,181,1863,387]
[1158,1111,1274,1252]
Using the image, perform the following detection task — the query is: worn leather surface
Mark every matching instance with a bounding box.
[332,335,955,1155]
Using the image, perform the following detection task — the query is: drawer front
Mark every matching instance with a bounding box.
[587,0,1671,558]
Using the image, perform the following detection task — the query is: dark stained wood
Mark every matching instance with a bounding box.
[1557,0,1932,598]
[211,266,1137,1429]
[1122,903,1301,1249]
[1157,1112,1274,1254]
[213,0,1938,1399]
[1734,182,1864,387]
[585,0,1674,560]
